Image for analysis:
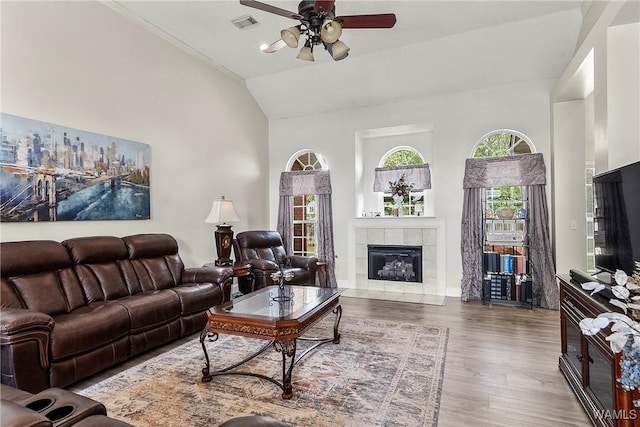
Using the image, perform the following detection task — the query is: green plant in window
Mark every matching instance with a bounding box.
[383,150,423,167]
[473,132,532,158]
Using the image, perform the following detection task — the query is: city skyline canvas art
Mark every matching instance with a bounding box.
[0,113,151,222]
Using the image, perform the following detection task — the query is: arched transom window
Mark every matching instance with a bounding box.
[472,130,535,219]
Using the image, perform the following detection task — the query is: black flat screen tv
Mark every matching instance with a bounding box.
[593,160,640,275]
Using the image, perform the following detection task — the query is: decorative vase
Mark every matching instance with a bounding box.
[392,194,403,216]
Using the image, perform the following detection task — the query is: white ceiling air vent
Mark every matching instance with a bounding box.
[232,15,258,29]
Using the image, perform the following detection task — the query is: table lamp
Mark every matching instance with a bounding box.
[204,196,239,266]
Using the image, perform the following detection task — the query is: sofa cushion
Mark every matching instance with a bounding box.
[124,234,184,291]
[11,272,68,316]
[171,283,219,315]
[115,290,180,334]
[50,302,130,360]
[129,259,176,291]
[123,233,178,259]
[1,279,23,309]
[0,241,72,277]
[63,237,131,302]
[62,236,129,264]
[56,268,87,312]
[75,264,129,300]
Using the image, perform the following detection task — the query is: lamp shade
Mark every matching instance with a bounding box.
[330,40,349,61]
[320,20,342,44]
[280,26,300,48]
[204,196,240,224]
[296,44,314,61]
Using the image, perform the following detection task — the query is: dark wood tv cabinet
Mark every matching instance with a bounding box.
[558,274,640,426]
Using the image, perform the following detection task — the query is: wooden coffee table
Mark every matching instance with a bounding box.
[200,285,342,399]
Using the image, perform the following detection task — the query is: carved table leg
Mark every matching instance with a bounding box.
[333,305,342,344]
[200,329,218,382]
[273,339,297,399]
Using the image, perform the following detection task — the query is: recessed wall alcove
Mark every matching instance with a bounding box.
[354,123,435,218]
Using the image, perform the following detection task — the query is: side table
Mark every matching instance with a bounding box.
[232,264,255,295]
[204,263,255,296]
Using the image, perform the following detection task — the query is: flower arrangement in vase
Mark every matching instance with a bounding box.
[579,265,640,395]
[388,174,414,216]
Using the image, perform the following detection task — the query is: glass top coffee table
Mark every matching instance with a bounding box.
[200,285,342,399]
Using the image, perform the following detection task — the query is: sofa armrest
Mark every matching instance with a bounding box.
[183,266,233,302]
[0,400,51,427]
[287,255,318,269]
[0,308,53,370]
[0,309,54,336]
[183,266,233,285]
[246,259,280,272]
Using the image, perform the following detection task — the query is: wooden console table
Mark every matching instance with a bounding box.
[558,274,640,426]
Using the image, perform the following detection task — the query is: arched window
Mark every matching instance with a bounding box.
[472,130,533,158]
[472,130,535,219]
[286,150,327,256]
[287,151,326,171]
[379,147,425,216]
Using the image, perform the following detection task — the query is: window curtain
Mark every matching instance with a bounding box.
[373,164,431,192]
[461,153,559,309]
[277,170,337,288]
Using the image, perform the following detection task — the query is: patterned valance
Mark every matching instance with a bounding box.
[279,170,332,196]
[373,164,431,192]
[463,153,546,189]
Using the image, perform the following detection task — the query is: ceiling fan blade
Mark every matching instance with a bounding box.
[336,13,397,29]
[260,39,287,53]
[239,0,302,20]
[314,0,335,13]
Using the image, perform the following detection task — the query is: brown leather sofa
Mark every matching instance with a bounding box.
[1,383,132,427]
[0,233,233,393]
[232,230,318,294]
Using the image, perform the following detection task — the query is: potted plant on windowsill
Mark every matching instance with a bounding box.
[388,174,413,216]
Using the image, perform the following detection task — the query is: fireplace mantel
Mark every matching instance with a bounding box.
[347,218,446,296]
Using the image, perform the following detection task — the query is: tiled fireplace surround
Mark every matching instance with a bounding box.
[347,218,446,296]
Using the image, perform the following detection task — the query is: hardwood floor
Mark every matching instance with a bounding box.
[72,296,592,426]
[340,296,591,427]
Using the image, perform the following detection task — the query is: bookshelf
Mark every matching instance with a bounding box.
[482,190,532,308]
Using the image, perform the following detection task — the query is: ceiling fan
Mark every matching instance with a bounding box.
[239,0,397,61]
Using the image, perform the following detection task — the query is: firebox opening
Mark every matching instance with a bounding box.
[367,245,422,282]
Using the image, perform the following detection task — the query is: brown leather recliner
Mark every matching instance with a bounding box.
[0,383,132,427]
[232,231,318,294]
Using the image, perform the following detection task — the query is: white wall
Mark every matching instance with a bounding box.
[552,100,588,274]
[607,22,640,169]
[0,1,270,267]
[551,2,640,275]
[269,80,555,295]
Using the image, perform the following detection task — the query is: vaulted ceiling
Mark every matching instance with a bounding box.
[110,1,584,120]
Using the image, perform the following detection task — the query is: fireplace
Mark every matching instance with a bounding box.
[367,245,422,282]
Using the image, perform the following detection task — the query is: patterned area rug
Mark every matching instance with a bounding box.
[76,316,448,426]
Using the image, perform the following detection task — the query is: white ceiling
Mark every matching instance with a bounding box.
[110,1,585,120]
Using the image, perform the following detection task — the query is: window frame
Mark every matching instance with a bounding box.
[286,150,327,257]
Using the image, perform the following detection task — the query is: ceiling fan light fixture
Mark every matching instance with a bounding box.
[280,26,300,48]
[296,41,314,61]
[330,40,349,61]
[320,20,342,44]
